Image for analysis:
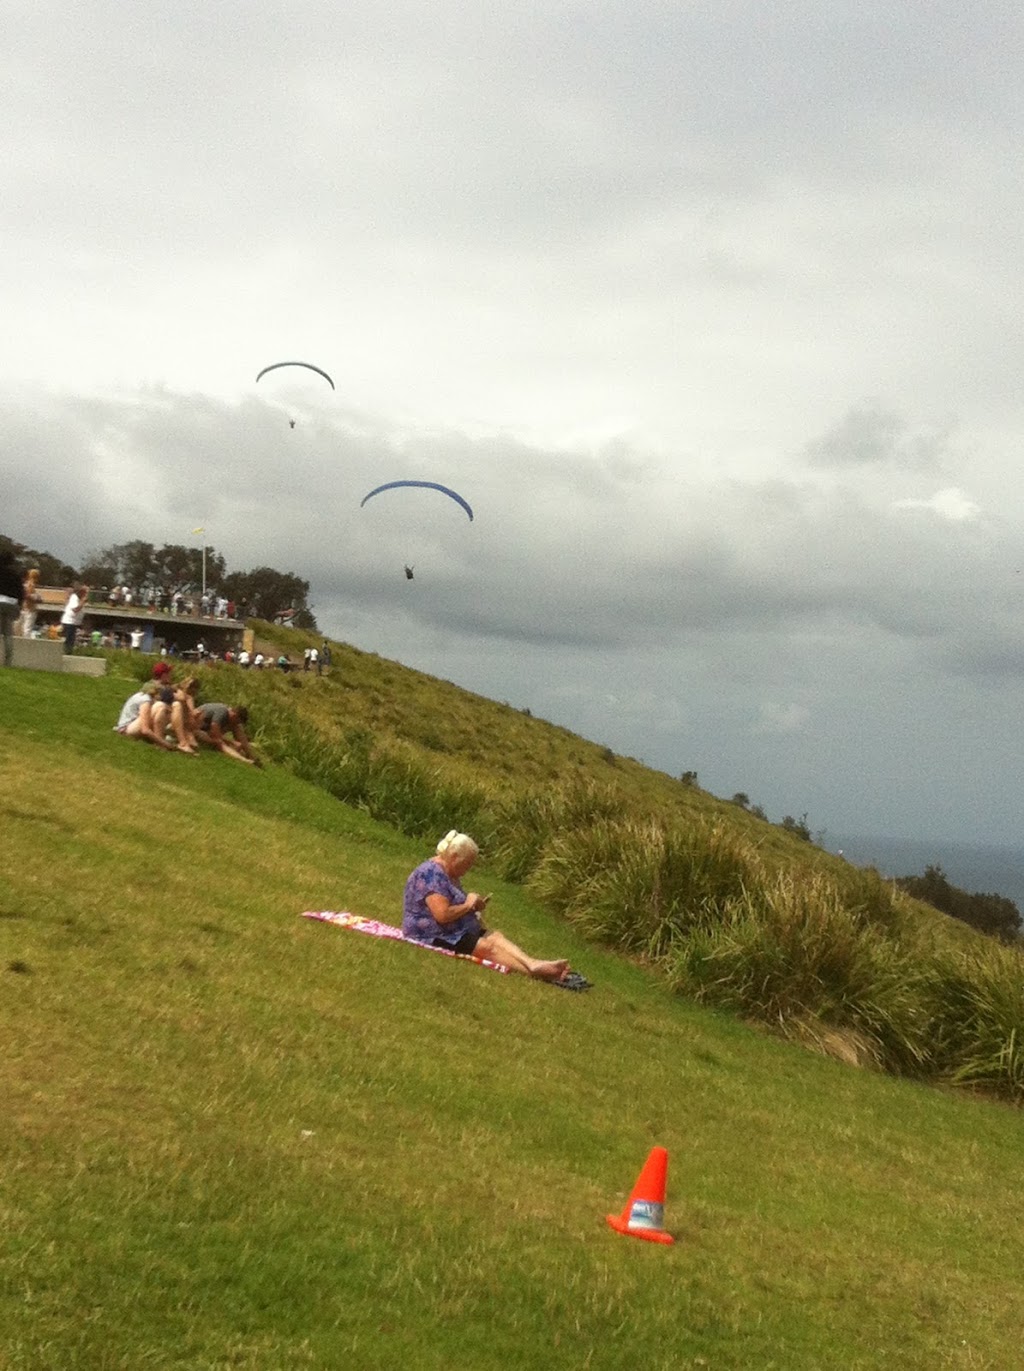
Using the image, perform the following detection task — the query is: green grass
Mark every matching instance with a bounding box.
[3,662,1024,1369]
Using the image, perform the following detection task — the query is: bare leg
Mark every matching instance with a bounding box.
[149,702,189,751]
[168,701,197,751]
[476,929,569,982]
[220,742,257,765]
[127,708,175,750]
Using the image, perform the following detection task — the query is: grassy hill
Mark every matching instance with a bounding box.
[2,646,1024,1370]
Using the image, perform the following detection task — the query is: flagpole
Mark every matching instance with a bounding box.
[191,526,207,605]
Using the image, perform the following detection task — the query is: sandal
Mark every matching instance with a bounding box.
[553,971,593,992]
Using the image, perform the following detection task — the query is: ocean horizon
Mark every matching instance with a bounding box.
[824,833,1024,913]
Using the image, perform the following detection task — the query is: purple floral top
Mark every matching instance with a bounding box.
[403,859,481,946]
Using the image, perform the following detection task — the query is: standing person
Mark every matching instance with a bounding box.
[60,583,89,654]
[402,831,586,985]
[310,645,320,675]
[321,641,332,670]
[303,646,311,672]
[19,567,41,638]
[0,550,23,667]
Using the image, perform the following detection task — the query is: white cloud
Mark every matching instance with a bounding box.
[892,488,981,521]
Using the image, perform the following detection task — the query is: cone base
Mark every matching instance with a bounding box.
[606,1214,675,1244]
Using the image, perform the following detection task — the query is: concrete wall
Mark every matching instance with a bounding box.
[10,637,106,675]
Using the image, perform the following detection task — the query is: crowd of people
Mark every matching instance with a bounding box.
[0,564,330,675]
[105,586,242,619]
[113,661,261,766]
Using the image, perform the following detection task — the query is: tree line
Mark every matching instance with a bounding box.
[0,533,317,631]
[894,865,1022,944]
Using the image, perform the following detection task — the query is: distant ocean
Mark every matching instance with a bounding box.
[824,835,1024,912]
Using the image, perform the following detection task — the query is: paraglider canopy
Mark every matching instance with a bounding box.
[360,480,474,522]
[255,361,335,390]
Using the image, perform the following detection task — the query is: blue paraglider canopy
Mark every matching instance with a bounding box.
[360,480,474,522]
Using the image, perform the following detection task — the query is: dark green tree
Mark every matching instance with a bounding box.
[0,534,76,585]
[896,865,1022,944]
[79,549,119,588]
[164,544,225,591]
[780,813,813,842]
[81,541,226,591]
[220,567,317,628]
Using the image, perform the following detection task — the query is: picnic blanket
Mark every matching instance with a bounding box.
[300,910,511,974]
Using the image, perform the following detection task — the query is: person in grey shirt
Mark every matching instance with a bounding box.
[194,702,261,766]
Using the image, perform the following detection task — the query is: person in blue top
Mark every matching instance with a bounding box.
[403,830,576,983]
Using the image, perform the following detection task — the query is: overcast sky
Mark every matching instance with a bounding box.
[5,0,1024,846]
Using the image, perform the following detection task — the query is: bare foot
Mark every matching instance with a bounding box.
[529,959,570,982]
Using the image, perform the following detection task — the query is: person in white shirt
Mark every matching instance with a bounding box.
[60,584,89,654]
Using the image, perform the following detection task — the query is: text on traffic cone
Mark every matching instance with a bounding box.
[605,1145,675,1245]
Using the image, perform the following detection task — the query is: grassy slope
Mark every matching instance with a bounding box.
[2,664,1023,1371]
[249,623,890,878]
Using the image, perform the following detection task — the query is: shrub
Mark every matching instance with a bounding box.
[527,815,758,958]
[662,872,934,1076]
[483,780,625,884]
[921,946,1024,1095]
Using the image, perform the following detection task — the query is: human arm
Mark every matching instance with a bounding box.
[425,889,486,924]
[228,719,257,760]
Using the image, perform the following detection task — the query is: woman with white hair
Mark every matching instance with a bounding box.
[403,831,583,985]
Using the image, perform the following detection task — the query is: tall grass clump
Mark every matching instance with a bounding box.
[664,871,934,1075]
[358,751,489,841]
[483,779,627,883]
[239,689,489,843]
[526,815,758,956]
[922,944,1024,1095]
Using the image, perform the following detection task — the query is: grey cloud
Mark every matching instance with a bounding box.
[805,403,954,471]
[4,385,1009,669]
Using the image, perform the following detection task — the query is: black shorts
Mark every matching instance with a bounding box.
[433,926,488,956]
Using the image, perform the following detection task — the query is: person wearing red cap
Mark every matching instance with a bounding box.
[152,660,172,681]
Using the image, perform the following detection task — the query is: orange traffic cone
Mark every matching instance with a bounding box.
[606,1146,675,1245]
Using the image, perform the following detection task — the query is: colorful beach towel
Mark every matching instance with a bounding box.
[300,910,512,975]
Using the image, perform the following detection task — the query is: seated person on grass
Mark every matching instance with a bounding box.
[113,681,193,753]
[193,701,260,765]
[403,830,586,986]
